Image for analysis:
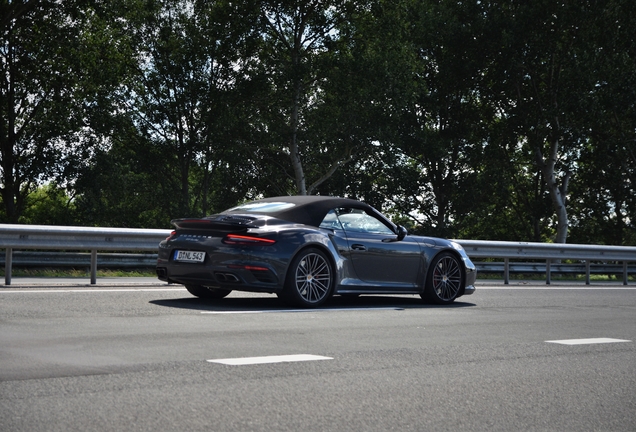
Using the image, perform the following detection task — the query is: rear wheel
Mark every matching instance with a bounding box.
[281,248,334,307]
[185,284,232,299]
[421,252,464,305]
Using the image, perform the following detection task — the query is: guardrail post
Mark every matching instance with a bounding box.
[5,247,12,286]
[504,258,509,284]
[90,250,97,285]
[585,260,591,285]
[624,262,628,286]
[546,259,551,285]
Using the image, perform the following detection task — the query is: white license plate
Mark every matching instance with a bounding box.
[174,250,205,263]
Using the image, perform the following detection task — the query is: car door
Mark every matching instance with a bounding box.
[336,209,422,287]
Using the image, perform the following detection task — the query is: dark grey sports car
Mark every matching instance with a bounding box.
[156,196,476,307]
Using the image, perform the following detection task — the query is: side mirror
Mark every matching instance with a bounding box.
[396,225,408,241]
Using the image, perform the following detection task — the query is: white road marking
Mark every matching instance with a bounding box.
[478,286,636,290]
[2,286,634,294]
[201,307,404,314]
[207,354,333,366]
[0,288,186,293]
[546,338,631,345]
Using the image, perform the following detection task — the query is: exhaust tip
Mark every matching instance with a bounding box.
[215,272,239,283]
[225,273,239,282]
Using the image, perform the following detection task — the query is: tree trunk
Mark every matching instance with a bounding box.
[1,36,19,223]
[535,137,569,243]
[290,80,306,195]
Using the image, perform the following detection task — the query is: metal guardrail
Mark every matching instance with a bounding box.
[0,224,170,285]
[4,251,634,278]
[475,261,636,277]
[456,239,636,285]
[0,251,159,268]
[0,224,634,285]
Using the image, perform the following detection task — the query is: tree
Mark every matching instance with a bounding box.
[567,0,636,245]
[255,0,362,195]
[480,0,617,243]
[378,0,488,236]
[19,183,77,226]
[0,0,136,223]
[76,0,263,224]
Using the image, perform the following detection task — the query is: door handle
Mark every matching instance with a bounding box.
[351,244,366,251]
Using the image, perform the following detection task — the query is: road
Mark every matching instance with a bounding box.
[1,279,634,431]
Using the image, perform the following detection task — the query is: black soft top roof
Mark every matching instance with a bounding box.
[223,196,387,228]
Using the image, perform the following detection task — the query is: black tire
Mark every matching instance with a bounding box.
[185,284,232,299]
[421,252,464,305]
[281,248,334,307]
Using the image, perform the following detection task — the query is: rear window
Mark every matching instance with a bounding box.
[226,201,296,213]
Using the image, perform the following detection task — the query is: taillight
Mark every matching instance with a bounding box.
[223,234,276,245]
[228,264,270,272]
[166,230,177,241]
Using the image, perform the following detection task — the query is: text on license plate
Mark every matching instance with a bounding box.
[174,250,205,263]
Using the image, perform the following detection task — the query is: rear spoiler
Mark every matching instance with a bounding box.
[171,215,257,231]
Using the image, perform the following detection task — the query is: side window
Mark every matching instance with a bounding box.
[336,208,394,235]
[319,209,344,231]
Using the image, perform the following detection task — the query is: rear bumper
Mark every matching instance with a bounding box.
[156,257,282,293]
[463,284,476,295]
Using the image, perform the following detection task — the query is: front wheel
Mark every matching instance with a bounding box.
[421,252,464,305]
[281,248,334,307]
[185,284,232,299]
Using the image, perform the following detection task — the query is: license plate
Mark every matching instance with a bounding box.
[174,250,205,263]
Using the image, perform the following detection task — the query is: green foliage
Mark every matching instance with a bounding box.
[1,0,634,245]
[17,184,77,226]
[0,0,138,223]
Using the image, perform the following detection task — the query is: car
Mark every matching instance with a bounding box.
[156,196,476,307]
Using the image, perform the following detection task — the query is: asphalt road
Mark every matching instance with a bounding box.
[1,280,634,431]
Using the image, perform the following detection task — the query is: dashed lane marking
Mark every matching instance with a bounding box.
[201,307,404,314]
[478,286,636,290]
[546,338,631,345]
[207,354,333,366]
[0,288,186,293]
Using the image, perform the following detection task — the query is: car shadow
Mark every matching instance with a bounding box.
[150,294,476,312]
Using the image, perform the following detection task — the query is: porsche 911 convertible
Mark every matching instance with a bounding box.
[156,196,476,307]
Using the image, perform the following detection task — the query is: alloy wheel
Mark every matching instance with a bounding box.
[431,255,462,301]
[293,252,332,304]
